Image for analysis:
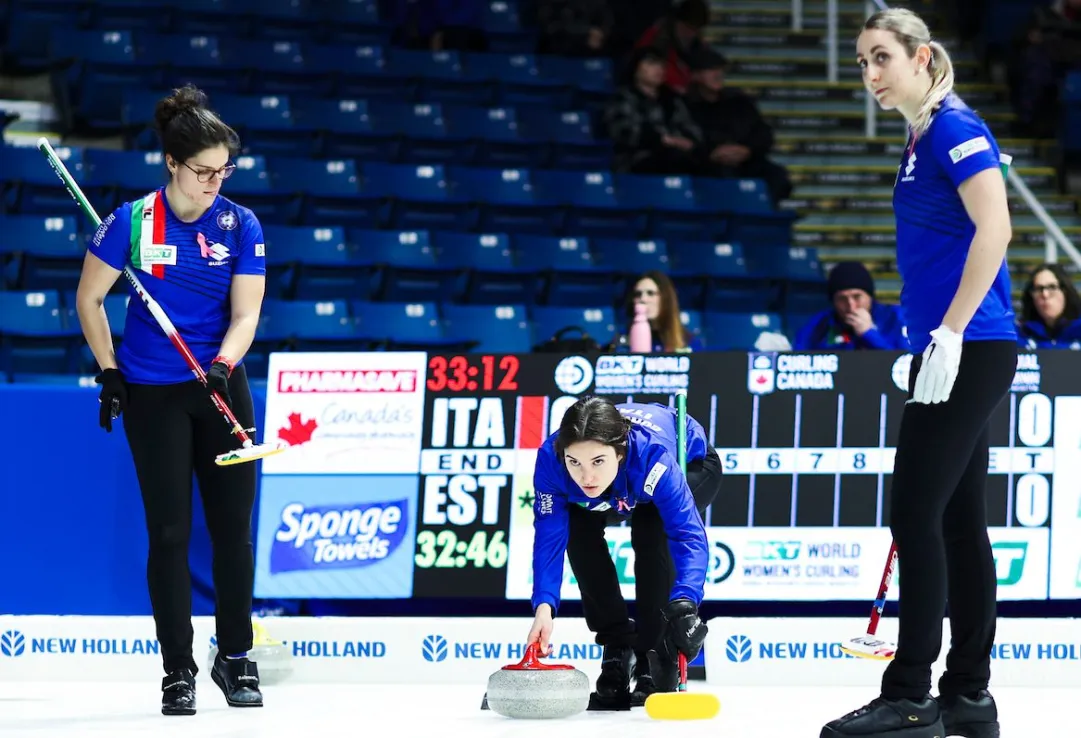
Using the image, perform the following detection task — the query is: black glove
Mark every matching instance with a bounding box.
[661,598,708,662]
[95,368,128,432]
[205,360,233,410]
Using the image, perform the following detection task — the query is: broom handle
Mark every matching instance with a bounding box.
[676,389,688,692]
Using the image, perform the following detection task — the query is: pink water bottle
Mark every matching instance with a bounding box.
[629,302,652,353]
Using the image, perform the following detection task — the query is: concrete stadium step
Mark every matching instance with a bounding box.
[758,98,1013,115]
[776,153,1042,168]
[773,136,1050,160]
[705,27,966,55]
[738,80,1010,106]
[726,55,984,82]
[709,6,905,31]
[714,41,977,64]
[794,224,1081,248]
[795,212,1081,228]
[780,192,1081,216]
[784,163,1055,190]
[765,110,1016,138]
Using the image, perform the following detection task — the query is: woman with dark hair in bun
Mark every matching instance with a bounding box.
[74,84,266,716]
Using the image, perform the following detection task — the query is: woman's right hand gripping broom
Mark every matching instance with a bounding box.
[527,603,555,656]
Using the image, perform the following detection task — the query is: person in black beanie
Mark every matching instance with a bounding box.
[793,261,909,350]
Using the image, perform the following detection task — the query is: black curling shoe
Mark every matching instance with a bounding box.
[587,645,633,710]
[821,695,945,738]
[161,669,196,716]
[211,654,263,707]
[936,690,1000,738]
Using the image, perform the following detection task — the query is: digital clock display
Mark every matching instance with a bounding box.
[426,355,520,393]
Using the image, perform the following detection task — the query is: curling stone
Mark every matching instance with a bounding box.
[208,619,294,686]
[484,643,590,719]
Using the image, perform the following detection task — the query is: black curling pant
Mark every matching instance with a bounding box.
[565,447,722,659]
[123,365,258,676]
[881,341,1017,700]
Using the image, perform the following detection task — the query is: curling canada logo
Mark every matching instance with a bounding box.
[270,500,410,574]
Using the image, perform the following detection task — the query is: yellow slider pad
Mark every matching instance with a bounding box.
[644,692,721,721]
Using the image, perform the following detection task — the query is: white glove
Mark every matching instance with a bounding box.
[911,325,963,404]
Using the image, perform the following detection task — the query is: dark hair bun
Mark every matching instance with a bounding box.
[154,85,209,136]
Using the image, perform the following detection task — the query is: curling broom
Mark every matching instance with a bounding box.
[842,151,1013,661]
[644,389,721,721]
[37,137,286,466]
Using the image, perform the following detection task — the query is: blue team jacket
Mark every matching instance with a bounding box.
[1017,318,1081,350]
[531,402,710,613]
[793,303,909,352]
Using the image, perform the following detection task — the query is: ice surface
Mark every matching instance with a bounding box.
[0,681,1069,737]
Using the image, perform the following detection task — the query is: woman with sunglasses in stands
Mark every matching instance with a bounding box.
[74,84,267,716]
[1016,263,1081,349]
[615,271,704,352]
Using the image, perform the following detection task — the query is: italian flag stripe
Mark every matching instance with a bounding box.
[129,191,167,279]
[151,191,166,279]
[128,196,144,271]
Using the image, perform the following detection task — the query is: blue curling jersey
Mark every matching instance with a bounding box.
[531,402,710,613]
[892,94,1016,353]
[89,188,266,384]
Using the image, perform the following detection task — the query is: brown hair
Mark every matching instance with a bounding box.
[625,271,689,351]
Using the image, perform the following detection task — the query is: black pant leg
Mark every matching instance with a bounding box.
[123,381,197,675]
[881,341,1016,700]
[631,448,722,656]
[939,423,997,697]
[566,505,635,646]
[190,365,258,658]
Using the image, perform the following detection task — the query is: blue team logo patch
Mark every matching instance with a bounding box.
[217,211,238,231]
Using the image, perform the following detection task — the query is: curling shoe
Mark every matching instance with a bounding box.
[820,695,945,738]
[630,651,656,707]
[587,645,633,710]
[161,669,196,716]
[211,653,263,707]
[935,691,999,738]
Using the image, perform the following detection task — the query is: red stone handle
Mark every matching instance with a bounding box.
[502,641,575,671]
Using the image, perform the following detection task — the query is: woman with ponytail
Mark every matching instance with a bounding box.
[821,9,1016,738]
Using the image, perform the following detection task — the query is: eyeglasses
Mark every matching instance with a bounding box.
[634,289,659,298]
[1030,284,1062,296]
[183,161,236,183]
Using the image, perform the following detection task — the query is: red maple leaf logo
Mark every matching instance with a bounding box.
[755,374,767,384]
[279,412,318,446]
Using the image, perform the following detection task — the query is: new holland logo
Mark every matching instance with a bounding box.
[1,630,25,657]
[747,354,775,395]
[422,634,448,662]
[726,635,753,663]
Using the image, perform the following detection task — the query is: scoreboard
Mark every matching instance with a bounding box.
[252,349,1081,604]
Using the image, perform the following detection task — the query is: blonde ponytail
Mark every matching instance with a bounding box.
[912,40,955,137]
[863,9,958,137]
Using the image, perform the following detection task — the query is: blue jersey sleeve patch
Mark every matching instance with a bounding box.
[234,207,267,276]
[88,202,133,272]
[931,110,1000,189]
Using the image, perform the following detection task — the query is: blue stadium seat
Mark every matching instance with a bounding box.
[0,290,81,374]
[614,173,717,241]
[9,215,84,292]
[255,298,360,353]
[540,56,613,93]
[351,300,462,349]
[517,110,595,145]
[694,177,795,247]
[442,303,532,352]
[590,238,670,279]
[0,215,80,290]
[211,93,313,157]
[702,312,782,351]
[229,38,333,97]
[386,50,464,81]
[668,240,768,312]
[482,0,523,34]
[514,234,615,306]
[62,289,129,339]
[0,144,86,216]
[224,155,297,225]
[531,169,644,237]
[349,228,459,302]
[364,163,473,231]
[467,53,546,85]
[444,105,519,142]
[291,97,373,137]
[266,155,365,225]
[680,309,703,340]
[749,246,826,316]
[433,231,533,304]
[417,78,497,106]
[83,149,168,208]
[452,166,559,234]
[261,224,372,300]
[5,1,93,71]
[531,305,616,348]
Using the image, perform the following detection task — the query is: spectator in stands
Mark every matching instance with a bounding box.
[685,48,794,206]
[1017,262,1081,348]
[390,0,489,52]
[1010,0,1081,137]
[613,271,703,352]
[634,0,711,93]
[793,261,908,351]
[535,0,614,57]
[604,46,705,175]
